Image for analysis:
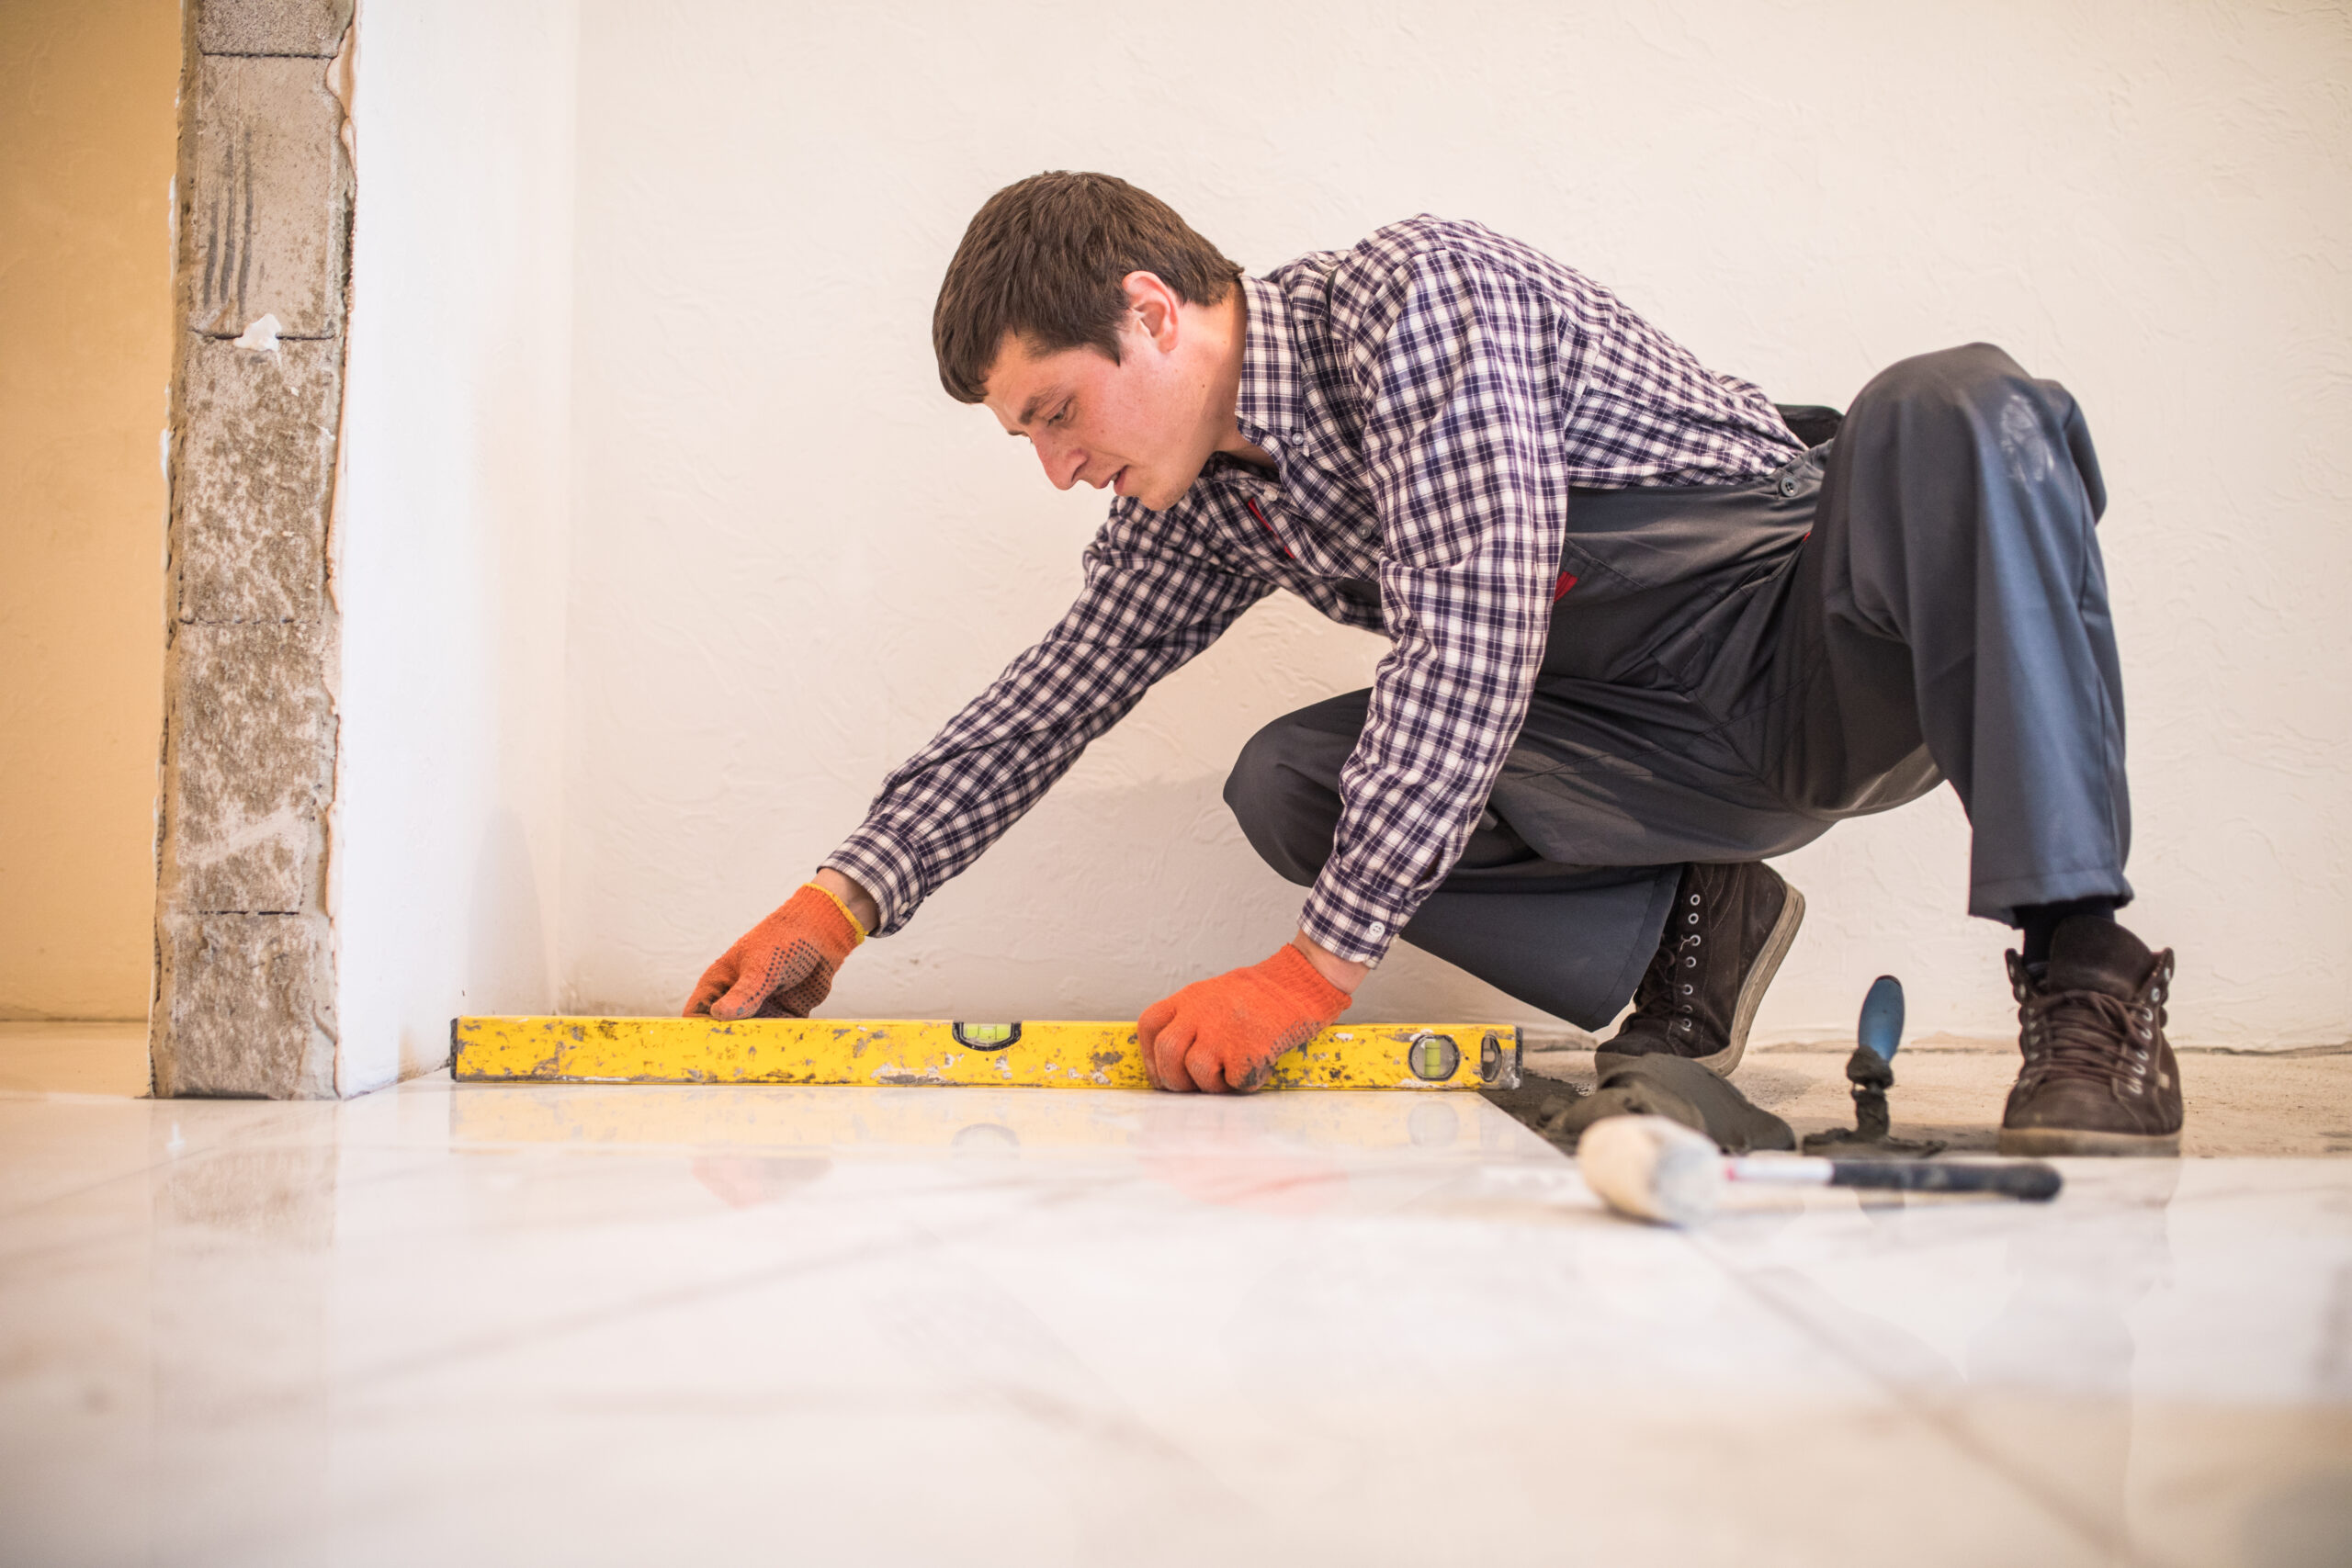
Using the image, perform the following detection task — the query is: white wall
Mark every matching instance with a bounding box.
[554,0,2349,1044]
[332,0,578,1091]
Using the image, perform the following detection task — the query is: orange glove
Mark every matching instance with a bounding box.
[1137,943,1351,1094]
[684,883,865,1020]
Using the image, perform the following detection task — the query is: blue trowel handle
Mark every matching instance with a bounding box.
[1858,974,1905,1061]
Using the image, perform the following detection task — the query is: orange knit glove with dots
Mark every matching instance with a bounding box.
[684,884,865,1021]
[1137,943,1352,1094]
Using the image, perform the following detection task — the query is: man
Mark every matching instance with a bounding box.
[685,172,2182,1156]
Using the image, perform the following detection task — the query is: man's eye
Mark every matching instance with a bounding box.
[1050,405,1071,427]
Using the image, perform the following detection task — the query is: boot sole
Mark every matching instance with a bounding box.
[1706,880,1805,1078]
[1998,1125,2181,1157]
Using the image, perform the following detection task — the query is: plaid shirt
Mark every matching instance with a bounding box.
[827,217,1801,964]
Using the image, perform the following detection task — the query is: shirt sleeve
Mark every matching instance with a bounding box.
[1298,246,1568,964]
[825,505,1273,935]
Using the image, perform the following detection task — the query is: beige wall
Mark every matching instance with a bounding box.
[0,0,181,1020]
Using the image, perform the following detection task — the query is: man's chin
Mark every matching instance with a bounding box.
[1133,468,1207,513]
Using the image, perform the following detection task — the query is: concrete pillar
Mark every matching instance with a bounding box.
[152,0,355,1097]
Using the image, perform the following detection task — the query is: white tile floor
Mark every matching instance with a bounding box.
[3,1061,2349,1566]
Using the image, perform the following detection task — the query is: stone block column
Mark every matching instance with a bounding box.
[152,0,356,1097]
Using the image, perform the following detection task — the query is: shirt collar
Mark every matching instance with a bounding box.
[1227,273,1301,458]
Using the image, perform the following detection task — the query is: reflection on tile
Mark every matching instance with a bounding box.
[446,1078,1547,1161]
[0,1074,2346,1565]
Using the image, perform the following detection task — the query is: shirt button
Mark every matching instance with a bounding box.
[1365,922,1385,939]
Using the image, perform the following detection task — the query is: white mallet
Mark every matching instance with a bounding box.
[1578,1114,2063,1227]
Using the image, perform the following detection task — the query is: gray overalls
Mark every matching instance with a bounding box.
[1223,344,2132,1028]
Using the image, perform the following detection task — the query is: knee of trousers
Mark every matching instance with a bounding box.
[1222,716,1336,888]
[1856,343,2041,423]
[1851,343,2103,520]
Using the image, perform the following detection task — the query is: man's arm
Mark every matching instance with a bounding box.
[1138,246,1566,1091]
[1302,243,1565,964]
[691,519,1270,1020]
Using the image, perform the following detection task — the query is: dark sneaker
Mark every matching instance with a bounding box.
[1999,917,2184,1156]
[1595,862,1804,1078]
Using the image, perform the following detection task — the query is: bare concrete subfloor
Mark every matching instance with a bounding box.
[1526,1040,2352,1157]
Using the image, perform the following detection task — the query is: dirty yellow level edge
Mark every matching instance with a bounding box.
[450,1017,1522,1092]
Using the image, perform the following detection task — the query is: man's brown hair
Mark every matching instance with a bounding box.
[933,171,1244,404]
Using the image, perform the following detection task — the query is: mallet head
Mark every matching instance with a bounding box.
[1577,1113,1725,1226]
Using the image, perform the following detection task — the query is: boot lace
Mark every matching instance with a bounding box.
[2012,953,2172,1096]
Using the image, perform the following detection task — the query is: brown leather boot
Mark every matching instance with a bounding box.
[1595,862,1804,1078]
[1999,917,2184,1156]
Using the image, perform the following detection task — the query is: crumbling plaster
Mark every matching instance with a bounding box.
[151,0,354,1098]
[153,0,578,1097]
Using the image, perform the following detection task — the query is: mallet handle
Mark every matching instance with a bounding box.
[1827,1159,2062,1201]
[1722,1156,2062,1201]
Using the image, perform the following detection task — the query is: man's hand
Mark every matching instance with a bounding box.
[684,881,867,1020]
[1137,940,1355,1093]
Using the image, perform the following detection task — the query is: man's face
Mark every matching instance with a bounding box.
[982,292,1217,513]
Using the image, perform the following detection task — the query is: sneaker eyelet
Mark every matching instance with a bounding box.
[1683,956,1697,968]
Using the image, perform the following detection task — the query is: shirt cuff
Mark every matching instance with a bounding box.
[820,828,924,938]
[1297,866,1414,967]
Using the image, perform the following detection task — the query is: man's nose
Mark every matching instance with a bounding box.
[1035,434,1083,491]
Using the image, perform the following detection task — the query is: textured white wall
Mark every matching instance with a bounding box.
[333,0,578,1090]
[560,0,2350,1044]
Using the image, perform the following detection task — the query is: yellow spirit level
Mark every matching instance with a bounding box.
[449,1016,1522,1091]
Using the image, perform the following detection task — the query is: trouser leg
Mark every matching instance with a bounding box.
[1770,343,2132,923]
[1224,691,1678,1031]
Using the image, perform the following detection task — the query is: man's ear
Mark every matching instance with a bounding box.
[1122,270,1184,353]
